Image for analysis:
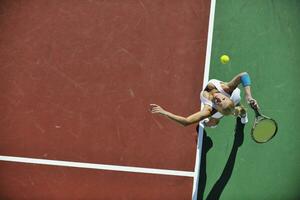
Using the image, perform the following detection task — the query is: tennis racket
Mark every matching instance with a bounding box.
[251,107,278,143]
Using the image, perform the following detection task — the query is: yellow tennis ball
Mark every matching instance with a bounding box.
[220,55,230,64]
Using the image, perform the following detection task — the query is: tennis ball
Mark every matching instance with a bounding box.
[220,55,230,64]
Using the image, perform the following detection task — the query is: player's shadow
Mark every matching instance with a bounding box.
[196,117,245,200]
[195,126,213,200]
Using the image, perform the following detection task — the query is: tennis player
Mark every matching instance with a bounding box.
[150,72,259,127]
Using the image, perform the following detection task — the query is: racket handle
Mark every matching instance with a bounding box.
[248,100,261,116]
[253,108,261,117]
[249,99,259,110]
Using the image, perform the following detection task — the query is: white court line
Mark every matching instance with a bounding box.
[0,155,194,177]
[192,0,216,199]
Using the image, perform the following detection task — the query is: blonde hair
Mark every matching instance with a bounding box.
[219,102,247,117]
[233,104,247,117]
[219,100,235,116]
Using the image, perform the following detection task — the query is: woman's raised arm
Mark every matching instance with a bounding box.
[227,72,259,109]
[150,104,212,127]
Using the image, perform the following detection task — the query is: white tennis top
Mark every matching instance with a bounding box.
[200,79,241,118]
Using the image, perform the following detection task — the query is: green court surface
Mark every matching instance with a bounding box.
[203,0,300,199]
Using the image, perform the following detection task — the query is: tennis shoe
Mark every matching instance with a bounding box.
[240,113,248,124]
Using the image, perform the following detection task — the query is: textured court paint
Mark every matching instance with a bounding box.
[0,0,210,172]
[205,0,300,199]
[0,0,211,199]
[0,162,193,200]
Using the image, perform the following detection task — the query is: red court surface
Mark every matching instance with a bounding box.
[0,162,192,200]
[0,1,211,199]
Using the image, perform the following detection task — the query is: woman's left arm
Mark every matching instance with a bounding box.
[227,72,259,109]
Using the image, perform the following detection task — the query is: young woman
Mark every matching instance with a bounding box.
[150,72,259,128]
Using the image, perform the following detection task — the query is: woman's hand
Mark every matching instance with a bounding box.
[246,97,259,110]
[150,104,167,116]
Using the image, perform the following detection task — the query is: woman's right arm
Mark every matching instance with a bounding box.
[150,104,212,127]
[226,72,259,109]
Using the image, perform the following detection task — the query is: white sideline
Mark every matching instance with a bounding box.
[191,0,216,199]
[0,155,194,177]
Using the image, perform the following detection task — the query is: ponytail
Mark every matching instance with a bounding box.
[233,104,247,117]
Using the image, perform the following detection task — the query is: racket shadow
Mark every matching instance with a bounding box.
[196,117,245,200]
